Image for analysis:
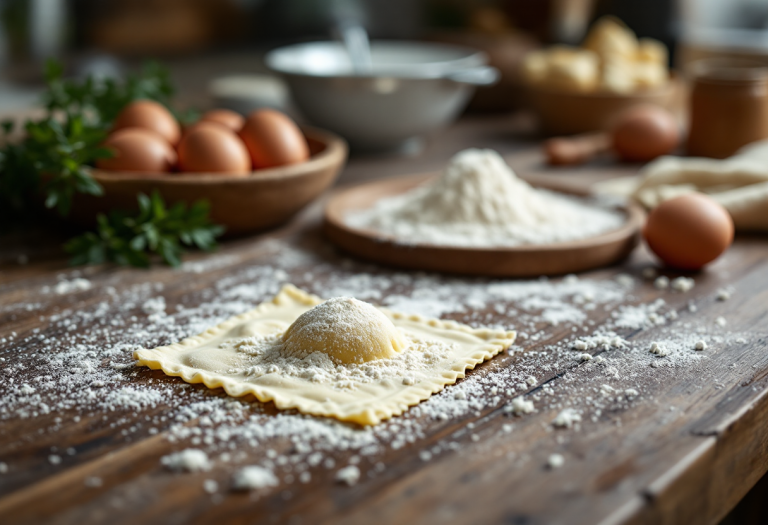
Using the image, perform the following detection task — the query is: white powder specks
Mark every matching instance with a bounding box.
[233,466,279,490]
[101,387,166,412]
[572,340,588,351]
[0,462,7,474]
[84,476,103,488]
[716,316,727,327]
[346,149,625,248]
[654,276,669,290]
[161,449,212,473]
[716,289,731,301]
[649,342,669,357]
[671,277,695,292]
[547,453,565,469]
[613,299,666,330]
[507,397,535,416]
[335,465,361,486]
[552,408,582,429]
[48,454,61,465]
[142,297,166,315]
[695,341,707,351]
[51,277,92,295]
[203,479,219,494]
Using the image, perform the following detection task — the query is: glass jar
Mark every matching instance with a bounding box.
[687,59,768,159]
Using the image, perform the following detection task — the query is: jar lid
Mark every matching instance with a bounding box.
[688,58,768,84]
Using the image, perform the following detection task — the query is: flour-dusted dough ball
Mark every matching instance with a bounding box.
[282,297,406,364]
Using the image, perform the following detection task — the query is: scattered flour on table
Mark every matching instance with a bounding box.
[547,453,565,469]
[161,449,212,472]
[335,465,361,485]
[232,466,279,490]
[552,408,581,428]
[0,238,750,499]
[42,277,92,295]
[345,149,625,248]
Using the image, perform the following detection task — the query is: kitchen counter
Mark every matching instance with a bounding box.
[0,113,766,525]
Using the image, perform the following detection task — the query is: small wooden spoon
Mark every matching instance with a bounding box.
[544,132,611,166]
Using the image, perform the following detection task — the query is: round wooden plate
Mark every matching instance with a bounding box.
[324,174,645,277]
[68,126,348,236]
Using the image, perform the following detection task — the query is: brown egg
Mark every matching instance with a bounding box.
[113,100,181,146]
[96,128,177,173]
[643,193,734,270]
[200,109,245,132]
[239,109,309,169]
[177,122,251,175]
[611,105,680,162]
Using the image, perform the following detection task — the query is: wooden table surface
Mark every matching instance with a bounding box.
[1,113,767,525]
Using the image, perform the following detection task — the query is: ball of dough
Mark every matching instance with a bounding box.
[282,298,406,364]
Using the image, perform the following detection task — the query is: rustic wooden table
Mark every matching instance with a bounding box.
[1,113,767,525]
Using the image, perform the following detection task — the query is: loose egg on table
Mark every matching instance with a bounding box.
[611,105,680,162]
[643,193,734,270]
[96,128,177,173]
[177,122,251,175]
[239,109,310,169]
[112,100,181,146]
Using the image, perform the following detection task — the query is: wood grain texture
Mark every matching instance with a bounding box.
[0,114,767,525]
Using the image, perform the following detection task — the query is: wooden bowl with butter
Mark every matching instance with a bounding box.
[526,79,678,136]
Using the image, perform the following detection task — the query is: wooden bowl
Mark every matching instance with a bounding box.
[526,78,678,135]
[324,174,645,277]
[69,126,347,235]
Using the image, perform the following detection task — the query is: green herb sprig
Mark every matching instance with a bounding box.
[0,59,176,217]
[65,191,224,268]
[0,59,225,268]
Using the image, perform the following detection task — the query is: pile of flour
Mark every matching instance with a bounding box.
[227,332,453,389]
[346,149,625,247]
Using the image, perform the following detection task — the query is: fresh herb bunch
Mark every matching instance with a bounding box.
[43,60,175,128]
[65,191,225,268]
[0,59,225,267]
[0,59,177,217]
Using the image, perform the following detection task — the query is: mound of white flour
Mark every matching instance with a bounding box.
[346,149,625,247]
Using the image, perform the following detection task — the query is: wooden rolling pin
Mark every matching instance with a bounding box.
[543,105,681,166]
[543,132,611,166]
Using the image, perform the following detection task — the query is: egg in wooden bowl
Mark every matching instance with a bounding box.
[71,103,347,235]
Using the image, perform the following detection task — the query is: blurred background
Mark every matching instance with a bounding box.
[0,0,767,115]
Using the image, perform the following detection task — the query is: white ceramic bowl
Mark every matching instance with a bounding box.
[265,41,498,151]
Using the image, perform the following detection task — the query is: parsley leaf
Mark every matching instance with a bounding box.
[0,59,176,218]
[65,191,225,268]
